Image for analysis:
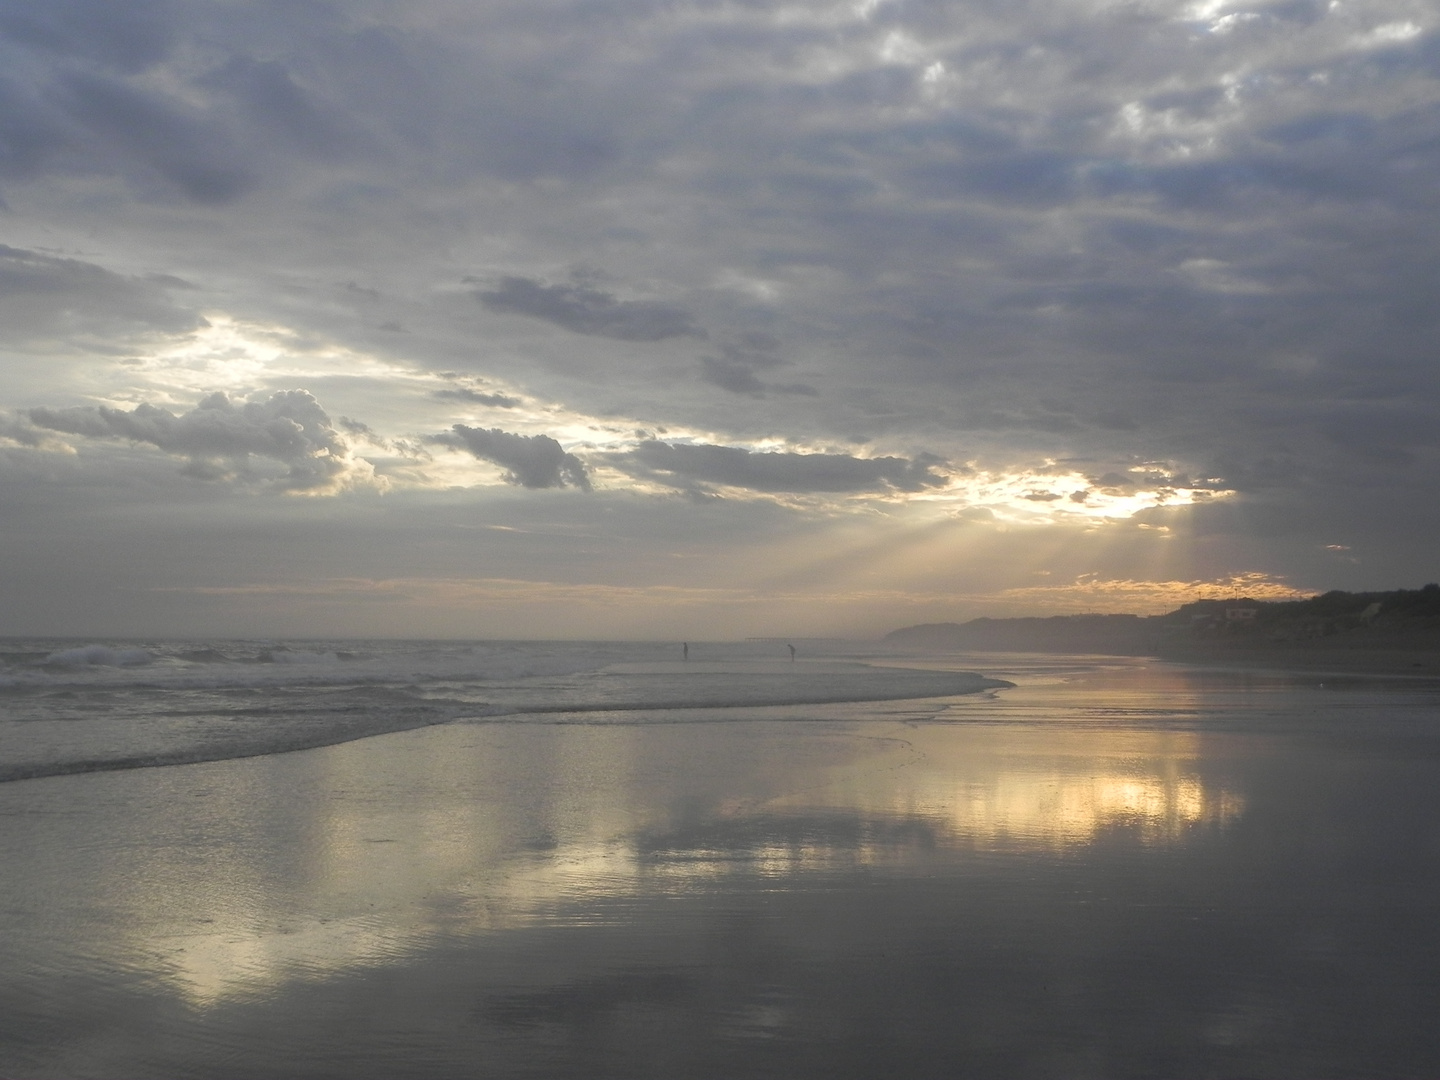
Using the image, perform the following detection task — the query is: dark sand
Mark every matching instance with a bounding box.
[1158,643,1440,676]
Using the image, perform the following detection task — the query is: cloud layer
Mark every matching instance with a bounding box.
[618,442,948,495]
[29,391,375,492]
[475,277,704,343]
[1,0,1439,634]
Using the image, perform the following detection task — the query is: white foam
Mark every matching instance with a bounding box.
[0,640,1012,783]
[4,640,655,692]
[42,645,154,668]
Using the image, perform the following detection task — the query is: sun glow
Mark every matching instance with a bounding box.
[110,314,421,403]
[989,571,1310,613]
[69,314,1240,527]
[927,464,1229,523]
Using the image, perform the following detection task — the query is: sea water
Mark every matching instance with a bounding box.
[0,638,1007,782]
[3,645,1440,1078]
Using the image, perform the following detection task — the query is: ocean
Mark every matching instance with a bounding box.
[0,638,1007,783]
[3,642,1440,1078]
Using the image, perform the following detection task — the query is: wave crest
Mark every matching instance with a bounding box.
[43,645,154,668]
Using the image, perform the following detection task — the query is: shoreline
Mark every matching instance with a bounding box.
[882,640,1440,678]
[0,666,1012,788]
[883,643,1440,678]
[1155,645,1440,678]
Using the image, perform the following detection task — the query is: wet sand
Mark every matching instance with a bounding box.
[3,660,1440,1078]
[1157,644,1440,677]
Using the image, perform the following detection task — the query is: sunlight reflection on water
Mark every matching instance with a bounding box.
[3,657,1440,1078]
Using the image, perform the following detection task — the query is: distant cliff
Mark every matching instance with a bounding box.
[883,585,1440,657]
[884,613,1153,654]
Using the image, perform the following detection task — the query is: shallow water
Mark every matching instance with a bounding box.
[0,638,1003,780]
[3,652,1440,1078]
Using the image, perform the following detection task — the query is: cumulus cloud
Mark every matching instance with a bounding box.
[437,424,590,490]
[0,411,66,450]
[28,390,378,492]
[616,441,949,495]
[475,276,704,342]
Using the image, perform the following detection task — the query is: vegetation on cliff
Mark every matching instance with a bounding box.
[884,585,1440,655]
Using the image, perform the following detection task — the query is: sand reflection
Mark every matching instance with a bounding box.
[11,664,1440,1080]
[899,729,1246,847]
[90,719,1247,1006]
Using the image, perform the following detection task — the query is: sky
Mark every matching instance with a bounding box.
[1,0,1438,640]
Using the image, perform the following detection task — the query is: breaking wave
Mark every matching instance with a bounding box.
[0,639,1012,784]
[41,645,154,668]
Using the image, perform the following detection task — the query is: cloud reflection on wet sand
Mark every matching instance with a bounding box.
[10,714,1244,1013]
[5,668,1440,1078]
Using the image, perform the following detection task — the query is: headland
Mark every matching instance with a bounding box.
[884,585,1440,675]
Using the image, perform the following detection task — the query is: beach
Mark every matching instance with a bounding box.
[1155,643,1440,677]
[4,651,1440,1077]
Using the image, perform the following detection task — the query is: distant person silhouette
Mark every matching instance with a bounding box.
[788,644,796,662]
[683,642,689,661]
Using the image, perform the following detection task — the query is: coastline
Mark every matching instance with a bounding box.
[882,641,1440,678]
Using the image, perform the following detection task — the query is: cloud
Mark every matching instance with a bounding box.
[698,355,768,396]
[1321,403,1440,465]
[3,0,1440,634]
[198,54,362,161]
[57,70,253,203]
[697,335,817,398]
[616,441,949,495]
[0,0,177,73]
[0,411,67,450]
[0,4,354,201]
[0,244,196,341]
[433,387,522,408]
[28,390,377,492]
[438,424,590,491]
[475,276,704,342]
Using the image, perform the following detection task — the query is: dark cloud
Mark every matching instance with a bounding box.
[57,70,253,203]
[1321,403,1440,466]
[28,391,368,491]
[0,244,197,340]
[697,335,817,398]
[475,277,704,342]
[617,441,948,495]
[199,54,362,160]
[0,0,177,73]
[434,387,522,409]
[0,411,60,449]
[698,355,767,395]
[0,4,364,200]
[0,243,114,297]
[439,425,590,491]
[0,73,67,180]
